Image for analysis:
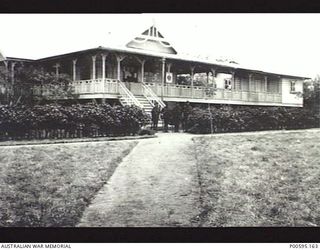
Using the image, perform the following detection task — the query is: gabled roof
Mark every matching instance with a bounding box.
[126,25,177,55]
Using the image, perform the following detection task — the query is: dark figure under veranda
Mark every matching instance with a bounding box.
[151,103,161,130]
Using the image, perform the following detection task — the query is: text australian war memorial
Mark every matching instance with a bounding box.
[0,24,309,116]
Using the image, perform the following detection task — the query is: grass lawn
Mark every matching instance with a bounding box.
[191,130,320,226]
[0,140,137,227]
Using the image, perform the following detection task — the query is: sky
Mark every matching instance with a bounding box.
[0,14,319,78]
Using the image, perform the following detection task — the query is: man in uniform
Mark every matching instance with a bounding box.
[161,106,170,132]
[171,104,182,132]
[151,103,161,130]
[181,101,192,132]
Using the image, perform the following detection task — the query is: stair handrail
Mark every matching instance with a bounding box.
[118,81,143,108]
[141,82,166,108]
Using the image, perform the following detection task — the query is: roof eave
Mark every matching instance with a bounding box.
[33,46,311,80]
[6,57,35,62]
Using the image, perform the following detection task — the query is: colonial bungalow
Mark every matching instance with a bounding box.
[0,24,309,114]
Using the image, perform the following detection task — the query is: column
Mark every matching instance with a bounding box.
[54,63,60,77]
[116,54,126,81]
[166,63,172,73]
[92,55,96,80]
[231,71,236,90]
[166,63,172,93]
[137,57,146,83]
[190,66,195,98]
[134,56,146,83]
[2,61,8,86]
[72,59,77,81]
[117,58,121,81]
[278,76,282,94]
[140,60,145,82]
[161,57,166,100]
[206,72,210,84]
[264,76,268,92]
[210,68,216,88]
[101,54,106,80]
[11,62,16,86]
[248,73,253,92]
[100,54,107,93]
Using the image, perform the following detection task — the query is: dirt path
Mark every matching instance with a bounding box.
[77,133,202,227]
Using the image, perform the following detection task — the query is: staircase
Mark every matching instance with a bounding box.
[141,82,166,109]
[134,95,154,115]
[118,81,165,128]
[118,81,143,108]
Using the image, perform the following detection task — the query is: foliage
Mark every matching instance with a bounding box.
[176,74,191,85]
[0,64,75,105]
[176,73,213,87]
[186,105,319,134]
[303,76,320,114]
[138,128,156,136]
[0,103,151,140]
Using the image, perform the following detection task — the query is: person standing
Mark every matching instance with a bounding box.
[171,104,182,132]
[161,106,170,132]
[182,101,192,132]
[151,103,161,130]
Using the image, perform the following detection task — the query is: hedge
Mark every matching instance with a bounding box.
[0,103,150,140]
[186,105,320,134]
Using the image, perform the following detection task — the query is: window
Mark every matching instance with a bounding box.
[290,81,296,93]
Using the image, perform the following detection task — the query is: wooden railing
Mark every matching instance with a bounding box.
[118,81,143,108]
[32,78,119,96]
[144,82,282,104]
[33,79,282,104]
[141,82,166,108]
[72,78,119,94]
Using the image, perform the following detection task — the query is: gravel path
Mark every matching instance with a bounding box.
[77,133,202,227]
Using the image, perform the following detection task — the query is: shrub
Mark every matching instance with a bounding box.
[0,103,151,140]
[187,107,212,134]
[138,128,156,136]
[186,105,319,134]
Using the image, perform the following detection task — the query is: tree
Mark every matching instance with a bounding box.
[204,79,217,134]
[0,63,12,105]
[303,76,320,114]
[176,74,191,85]
[0,63,77,106]
[30,71,78,104]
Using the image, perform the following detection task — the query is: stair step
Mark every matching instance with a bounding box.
[119,90,163,118]
[136,99,147,101]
